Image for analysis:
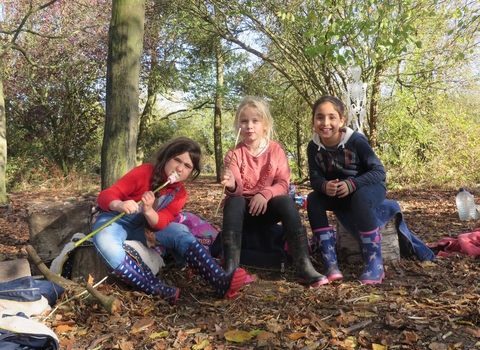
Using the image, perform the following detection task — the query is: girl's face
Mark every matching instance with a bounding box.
[164,152,193,183]
[239,106,266,144]
[312,102,345,146]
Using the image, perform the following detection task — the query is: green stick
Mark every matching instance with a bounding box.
[75,173,177,247]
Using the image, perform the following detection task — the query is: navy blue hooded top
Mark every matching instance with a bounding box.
[307,127,386,194]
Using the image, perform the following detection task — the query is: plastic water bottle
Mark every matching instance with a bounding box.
[456,188,478,221]
[289,182,296,200]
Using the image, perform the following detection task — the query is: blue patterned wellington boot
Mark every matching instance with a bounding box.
[110,253,180,305]
[313,227,343,282]
[184,241,247,298]
[359,228,385,284]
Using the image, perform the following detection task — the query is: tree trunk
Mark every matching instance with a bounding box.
[102,0,145,189]
[214,41,224,182]
[0,58,6,205]
[137,57,158,165]
[295,120,303,179]
[368,64,383,148]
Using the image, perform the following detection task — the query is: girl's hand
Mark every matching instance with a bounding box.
[249,194,267,216]
[221,169,236,191]
[111,200,139,214]
[336,181,349,198]
[141,191,155,213]
[326,179,340,197]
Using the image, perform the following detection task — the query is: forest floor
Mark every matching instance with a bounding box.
[1,177,480,350]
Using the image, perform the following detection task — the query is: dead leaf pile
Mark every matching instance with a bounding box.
[0,179,479,349]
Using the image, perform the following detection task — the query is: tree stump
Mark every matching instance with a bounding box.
[27,200,93,274]
[336,217,401,264]
[68,241,164,284]
[69,245,111,284]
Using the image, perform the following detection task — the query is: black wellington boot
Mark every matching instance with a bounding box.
[221,230,242,274]
[284,228,328,287]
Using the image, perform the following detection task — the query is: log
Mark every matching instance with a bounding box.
[0,259,32,282]
[27,200,93,272]
[26,244,120,314]
[336,216,401,264]
[69,245,110,284]
[69,241,164,284]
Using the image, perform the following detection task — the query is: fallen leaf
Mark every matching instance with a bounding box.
[150,331,169,339]
[403,330,420,343]
[224,330,252,343]
[55,324,75,334]
[256,331,275,340]
[192,339,210,349]
[465,327,480,338]
[185,327,202,334]
[344,336,358,348]
[388,289,409,296]
[131,317,154,334]
[288,332,306,340]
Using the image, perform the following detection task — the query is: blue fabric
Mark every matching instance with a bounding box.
[0,277,41,303]
[0,277,64,307]
[0,313,59,349]
[335,199,435,261]
[33,280,65,307]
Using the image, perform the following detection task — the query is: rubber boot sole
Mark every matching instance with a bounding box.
[224,268,247,299]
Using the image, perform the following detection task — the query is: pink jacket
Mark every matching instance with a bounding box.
[224,140,290,201]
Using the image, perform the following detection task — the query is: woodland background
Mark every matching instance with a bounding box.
[1,1,480,349]
[0,0,479,198]
[0,0,480,350]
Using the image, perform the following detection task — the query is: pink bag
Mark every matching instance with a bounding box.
[174,212,219,252]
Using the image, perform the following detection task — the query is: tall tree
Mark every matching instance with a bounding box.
[1,0,108,203]
[182,0,478,147]
[213,38,224,182]
[0,1,58,204]
[102,0,145,189]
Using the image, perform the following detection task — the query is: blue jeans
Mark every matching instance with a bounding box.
[307,183,386,232]
[93,210,197,270]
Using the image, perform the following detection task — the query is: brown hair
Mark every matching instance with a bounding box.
[150,137,202,190]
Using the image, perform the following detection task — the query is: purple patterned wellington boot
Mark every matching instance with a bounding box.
[313,226,343,282]
[359,228,385,284]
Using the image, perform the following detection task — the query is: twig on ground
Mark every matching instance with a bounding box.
[26,244,121,314]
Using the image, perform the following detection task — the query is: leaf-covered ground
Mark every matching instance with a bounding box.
[1,178,480,350]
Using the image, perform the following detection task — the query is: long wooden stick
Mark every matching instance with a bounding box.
[215,128,241,216]
[26,244,121,314]
[75,171,178,247]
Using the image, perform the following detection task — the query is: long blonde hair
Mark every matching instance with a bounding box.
[234,96,274,141]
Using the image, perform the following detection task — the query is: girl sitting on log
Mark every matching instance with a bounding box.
[92,137,246,305]
[307,96,387,284]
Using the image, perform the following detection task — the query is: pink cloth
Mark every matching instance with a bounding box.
[429,228,480,258]
[224,141,290,201]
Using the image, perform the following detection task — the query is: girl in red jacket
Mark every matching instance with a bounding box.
[93,137,246,305]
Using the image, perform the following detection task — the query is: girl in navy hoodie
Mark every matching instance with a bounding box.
[306,96,387,284]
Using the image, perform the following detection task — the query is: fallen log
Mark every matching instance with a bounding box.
[26,244,120,314]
